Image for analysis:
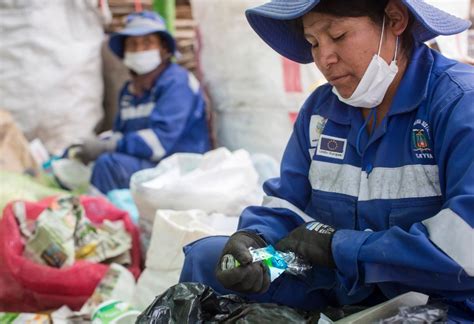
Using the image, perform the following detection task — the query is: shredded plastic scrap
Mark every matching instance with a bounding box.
[378,304,448,323]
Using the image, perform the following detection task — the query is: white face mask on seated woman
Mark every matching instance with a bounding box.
[123,49,162,75]
[332,16,399,109]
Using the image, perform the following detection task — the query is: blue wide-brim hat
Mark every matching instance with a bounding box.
[109,11,176,59]
[246,0,472,64]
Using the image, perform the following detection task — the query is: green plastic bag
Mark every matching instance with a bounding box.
[0,171,66,216]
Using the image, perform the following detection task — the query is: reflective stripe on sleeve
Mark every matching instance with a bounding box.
[423,208,474,276]
[188,73,200,94]
[137,129,166,161]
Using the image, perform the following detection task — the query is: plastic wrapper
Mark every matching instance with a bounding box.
[80,263,136,317]
[106,189,139,224]
[22,196,81,268]
[136,283,315,323]
[0,312,50,324]
[377,304,448,323]
[221,245,312,281]
[91,300,140,324]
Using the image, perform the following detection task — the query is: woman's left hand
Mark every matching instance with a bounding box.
[74,137,116,165]
[276,221,336,268]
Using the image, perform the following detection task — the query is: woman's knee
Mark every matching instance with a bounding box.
[180,236,227,284]
[93,152,115,170]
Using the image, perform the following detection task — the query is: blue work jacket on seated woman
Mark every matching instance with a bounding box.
[113,62,210,161]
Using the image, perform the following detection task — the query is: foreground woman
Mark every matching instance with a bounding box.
[180,0,474,320]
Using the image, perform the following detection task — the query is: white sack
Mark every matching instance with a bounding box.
[425,0,471,60]
[191,0,324,161]
[132,209,238,311]
[0,0,104,153]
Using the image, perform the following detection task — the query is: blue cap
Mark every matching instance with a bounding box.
[246,0,472,64]
[109,11,176,58]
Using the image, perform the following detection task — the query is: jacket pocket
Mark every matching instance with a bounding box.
[308,191,356,229]
[389,196,443,231]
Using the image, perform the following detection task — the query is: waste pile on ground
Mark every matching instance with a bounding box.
[0,195,141,312]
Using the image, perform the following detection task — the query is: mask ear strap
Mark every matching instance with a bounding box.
[377,15,386,56]
[393,36,399,62]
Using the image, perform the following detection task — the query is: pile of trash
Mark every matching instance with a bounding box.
[16,196,132,268]
[0,263,139,323]
[0,195,141,313]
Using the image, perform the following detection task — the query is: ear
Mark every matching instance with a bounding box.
[156,34,172,59]
[384,0,410,36]
[162,52,173,62]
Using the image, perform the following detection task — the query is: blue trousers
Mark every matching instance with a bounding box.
[90,152,156,194]
[179,236,376,311]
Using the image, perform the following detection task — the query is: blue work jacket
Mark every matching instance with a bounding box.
[238,44,474,308]
[113,63,210,161]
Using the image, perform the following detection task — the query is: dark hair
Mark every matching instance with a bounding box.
[308,0,414,56]
[154,33,172,54]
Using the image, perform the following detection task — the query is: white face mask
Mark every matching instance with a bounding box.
[123,49,161,75]
[332,17,399,108]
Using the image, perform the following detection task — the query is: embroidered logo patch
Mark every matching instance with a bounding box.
[309,115,328,147]
[316,134,347,160]
[412,119,433,159]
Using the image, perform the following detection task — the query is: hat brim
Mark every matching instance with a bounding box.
[245,0,471,64]
[109,27,176,59]
[404,0,471,42]
[246,0,320,64]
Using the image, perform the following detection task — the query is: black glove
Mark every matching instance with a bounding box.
[276,221,336,268]
[215,231,271,294]
[73,136,118,165]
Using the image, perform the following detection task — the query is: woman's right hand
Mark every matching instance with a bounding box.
[215,231,271,294]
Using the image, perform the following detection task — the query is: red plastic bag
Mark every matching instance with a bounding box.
[0,196,141,312]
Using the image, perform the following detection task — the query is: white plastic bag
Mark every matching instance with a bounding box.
[131,148,261,254]
[51,158,92,191]
[132,209,238,311]
[131,148,262,219]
